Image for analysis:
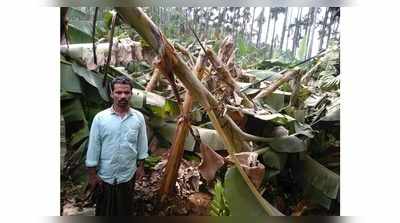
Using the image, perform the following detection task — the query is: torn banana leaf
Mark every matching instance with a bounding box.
[320,97,340,122]
[245,69,283,81]
[262,149,288,179]
[61,61,82,94]
[262,92,285,111]
[224,167,283,216]
[67,22,92,44]
[262,149,288,170]
[254,113,296,126]
[131,88,180,119]
[71,62,109,101]
[270,135,307,153]
[69,125,89,148]
[61,97,87,125]
[303,154,339,209]
[158,122,225,151]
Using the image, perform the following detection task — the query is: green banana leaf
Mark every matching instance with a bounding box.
[224,167,283,216]
[261,149,288,179]
[61,97,87,125]
[71,62,109,101]
[303,154,340,209]
[262,149,288,170]
[270,135,306,153]
[68,23,92,44]
[61,62,82,94]
[254,113,295,126]
[245,69,283,81]
[157,122,225,151]
[131,88,180,119]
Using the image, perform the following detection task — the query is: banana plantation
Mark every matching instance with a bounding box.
[61,7,340,216]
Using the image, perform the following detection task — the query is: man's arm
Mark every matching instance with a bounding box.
[137,114,149,161]
[85,115,103,190]
[135,114,149,180]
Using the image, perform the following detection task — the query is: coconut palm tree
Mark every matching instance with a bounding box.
[269,7,286,58]
[256,7,266,48]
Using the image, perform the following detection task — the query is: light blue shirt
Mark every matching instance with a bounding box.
[85,107,149,184]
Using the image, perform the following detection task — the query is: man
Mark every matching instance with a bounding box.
[85,76,149,216]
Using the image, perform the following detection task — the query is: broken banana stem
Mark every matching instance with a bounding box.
[145,68,162,92]
[159,52,207,198]
[206,48,255,108]
[253,70,299,103]
[116,8,282,215]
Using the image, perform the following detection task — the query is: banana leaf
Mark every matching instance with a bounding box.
[224,166,283,216]
[61,97,87,125]
[261,149,288,179]
[68,23,92,44]
[61,61,82,94]
[71,62,109,101]
[303,154,340,209]
[262,149,288,170]
[254,113,296,126]
[131,88,180,119]
[270,135,306,153]
[245,69,283,81]
[158,122,225,151]
[320,98,340,122]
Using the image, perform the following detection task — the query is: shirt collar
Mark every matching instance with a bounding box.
[110,105,133,116]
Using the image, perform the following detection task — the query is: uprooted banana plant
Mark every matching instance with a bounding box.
[116,7,283,216]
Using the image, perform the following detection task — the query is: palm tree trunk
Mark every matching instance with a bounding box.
[307,8,318,58]
[279,8,288,53]
[269,16,277,58]
[256,8,265,48]
[304,7,315,59]
[249,7,256,42]
[218,7,227,38]
[325,8,336,49]
[285,8,293,52]
[292,8,302,57]
[264,8,272,46]
[318,7,329,51]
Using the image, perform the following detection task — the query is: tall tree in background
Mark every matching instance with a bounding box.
[291,8,303,58]
[318,7,329,51]
[264,8,272,47]
[256,7,265,48]
[307,8,319,58]
[285,8,293,53]
[279,7,289,54]
[240,7,251,39]
[269,7,286,58]
[325,7,340,48]
[249,7,256,42]
[304,7,316,59]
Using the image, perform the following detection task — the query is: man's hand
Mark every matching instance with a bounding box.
[87,167,103,192]
[135,160,146,181]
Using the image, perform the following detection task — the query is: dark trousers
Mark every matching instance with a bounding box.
[94,178,135,216]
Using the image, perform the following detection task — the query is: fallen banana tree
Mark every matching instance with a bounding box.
[159,51,207,199]
[116,7,283,216]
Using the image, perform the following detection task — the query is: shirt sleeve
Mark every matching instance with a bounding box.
[137,113,149,160]
[85,115,102,167]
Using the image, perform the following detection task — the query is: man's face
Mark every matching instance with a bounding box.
[111,83,132,108]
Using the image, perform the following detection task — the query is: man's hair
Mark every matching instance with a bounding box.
[110,76,133,91]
